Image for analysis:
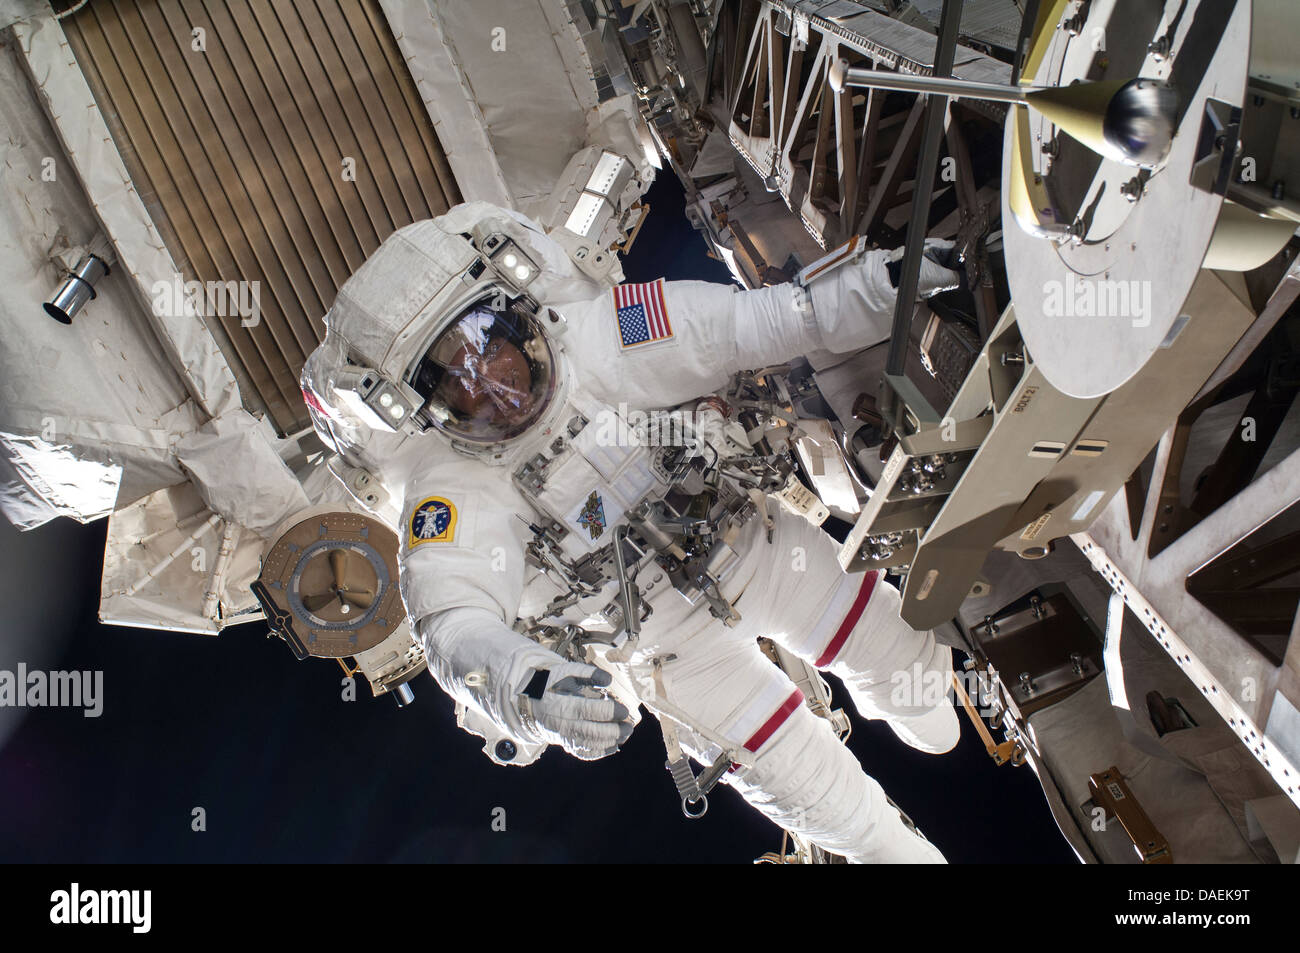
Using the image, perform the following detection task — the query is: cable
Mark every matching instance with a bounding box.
[54,0,90,20]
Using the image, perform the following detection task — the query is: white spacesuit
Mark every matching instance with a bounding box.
[301,201,963,863]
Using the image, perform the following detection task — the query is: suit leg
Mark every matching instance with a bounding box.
[647,628,944,863]
[742,510,960,753]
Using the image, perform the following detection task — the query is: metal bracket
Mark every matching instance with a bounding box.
[1190,98,1243,197]
[1088,766,1173,863]
[251,579,309,661]
[953,672,1025,766]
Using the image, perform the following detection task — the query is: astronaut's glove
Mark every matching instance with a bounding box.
[416,607,633,761]
[885,238,963,297]
[513,661,634,761]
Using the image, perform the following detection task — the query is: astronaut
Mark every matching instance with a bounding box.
[301,201,964,863]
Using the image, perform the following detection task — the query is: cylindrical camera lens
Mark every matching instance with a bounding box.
[45,254,111,324]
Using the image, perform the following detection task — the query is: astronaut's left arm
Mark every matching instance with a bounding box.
[562,245,956,408]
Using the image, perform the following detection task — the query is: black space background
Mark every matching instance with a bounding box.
[0,175,1076,863]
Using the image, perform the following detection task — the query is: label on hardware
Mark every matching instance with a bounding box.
[774,477,828,525]
[1021,512,1052,541]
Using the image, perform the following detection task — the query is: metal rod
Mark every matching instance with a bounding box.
[883,0,965,390]
[1011,0,1044,86]
[613,525,640,639]
[639,690,756,768]
[124,513,222,597]
[135,508,217,547]
[202,521,240,620]
[830,63,1029,103]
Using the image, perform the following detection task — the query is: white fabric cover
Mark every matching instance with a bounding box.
[0,432,121,530]
[0,34,205,530]
[378,1,651,216]
[378,0,515,207]
[0,0,47,30]
[174,410,310,536]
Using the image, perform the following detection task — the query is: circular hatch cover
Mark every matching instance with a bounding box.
[255,510,402,658]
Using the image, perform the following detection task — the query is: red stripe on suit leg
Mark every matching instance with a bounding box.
[814,570,879,668]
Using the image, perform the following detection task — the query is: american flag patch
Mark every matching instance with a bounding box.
[614,279,674,348]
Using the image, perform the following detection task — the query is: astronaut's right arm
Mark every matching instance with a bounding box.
[397,476,630,760]
[415,607,631,760]
[415,606,546,736]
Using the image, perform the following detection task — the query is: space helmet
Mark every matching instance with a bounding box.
[302,203,594,465]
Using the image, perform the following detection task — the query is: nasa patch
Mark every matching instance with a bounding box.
[408,496,457,547]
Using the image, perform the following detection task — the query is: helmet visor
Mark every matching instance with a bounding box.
[408,296,556,444]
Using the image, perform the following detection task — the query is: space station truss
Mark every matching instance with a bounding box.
[711,0,1010,252]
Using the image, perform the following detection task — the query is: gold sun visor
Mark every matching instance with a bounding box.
[407,295,559,446]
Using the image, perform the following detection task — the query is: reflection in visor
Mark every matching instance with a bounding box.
[409,297,556,445]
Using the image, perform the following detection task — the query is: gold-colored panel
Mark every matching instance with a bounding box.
[63,0,462,434]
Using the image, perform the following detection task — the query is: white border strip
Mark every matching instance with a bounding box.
[378,0,514,207]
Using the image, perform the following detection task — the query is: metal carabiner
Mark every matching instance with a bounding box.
[681,795,709,819]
